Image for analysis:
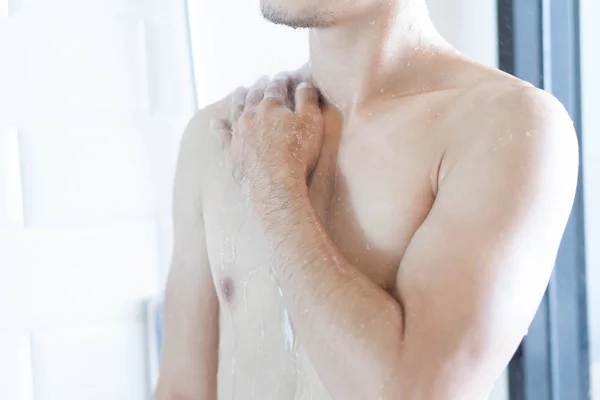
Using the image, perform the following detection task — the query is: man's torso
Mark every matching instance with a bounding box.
[191,62,522,399]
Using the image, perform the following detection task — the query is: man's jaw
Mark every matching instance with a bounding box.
[260,3,337,29]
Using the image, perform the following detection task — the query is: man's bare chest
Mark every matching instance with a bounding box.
[201,116,440,304]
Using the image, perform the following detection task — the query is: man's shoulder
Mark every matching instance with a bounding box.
[446,59,570,126]
[181,93,233,148]
[475,80,567,120]
[448,70,576,151]
[176,92,237,168]
[443,76,578,191]
[173,93,234,196]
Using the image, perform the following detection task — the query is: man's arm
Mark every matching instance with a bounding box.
[385,88,578,398]
[249,87,579,399]
[154,114,219,400]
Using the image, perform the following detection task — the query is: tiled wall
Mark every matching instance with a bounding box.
[0,0,195,399]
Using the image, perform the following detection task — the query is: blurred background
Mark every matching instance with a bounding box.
[0,0,596,399]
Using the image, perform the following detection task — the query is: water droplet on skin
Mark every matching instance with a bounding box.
[380,88,385,94]
[367,112,373,116]
[282,307,295,350]
[508,133,514,142]
[366,243,373,251]
[406,62,411,67]
[370,20,376,25]
[526,131,532,137]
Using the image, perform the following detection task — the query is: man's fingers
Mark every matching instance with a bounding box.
[295,82,320,115]
[246,76,269,109]
[210,118,232,147]
[263,73,290,108]
[287,73,304,110]
[231,86,248,123]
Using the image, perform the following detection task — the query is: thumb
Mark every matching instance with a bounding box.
[210,118,232,148]
[295,82,320,115]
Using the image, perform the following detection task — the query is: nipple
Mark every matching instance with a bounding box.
[221,276,236,302]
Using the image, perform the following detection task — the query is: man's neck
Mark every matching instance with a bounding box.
[308,0,454,113]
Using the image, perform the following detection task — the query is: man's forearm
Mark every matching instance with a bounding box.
[254,175,405,397]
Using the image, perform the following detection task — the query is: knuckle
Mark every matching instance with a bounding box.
[232,89,248,107]
[257,99,275,113]
[246,91,259,104]
[240,109,256,123]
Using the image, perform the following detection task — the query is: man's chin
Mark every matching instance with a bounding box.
[260,3,335,29]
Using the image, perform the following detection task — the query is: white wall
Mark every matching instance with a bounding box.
[188,0,309,108]
[429,0,498,67]
[580,0,600,397]
[0,1,195,399]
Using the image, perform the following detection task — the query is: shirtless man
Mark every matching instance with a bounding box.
[154,0,579,399]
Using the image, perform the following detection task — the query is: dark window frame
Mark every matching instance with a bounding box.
[498,0,590,399]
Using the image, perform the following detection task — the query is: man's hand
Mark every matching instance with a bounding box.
[213,74,324,204]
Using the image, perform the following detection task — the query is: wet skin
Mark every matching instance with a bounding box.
[155,1,579,399]
[156,67,578,400]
